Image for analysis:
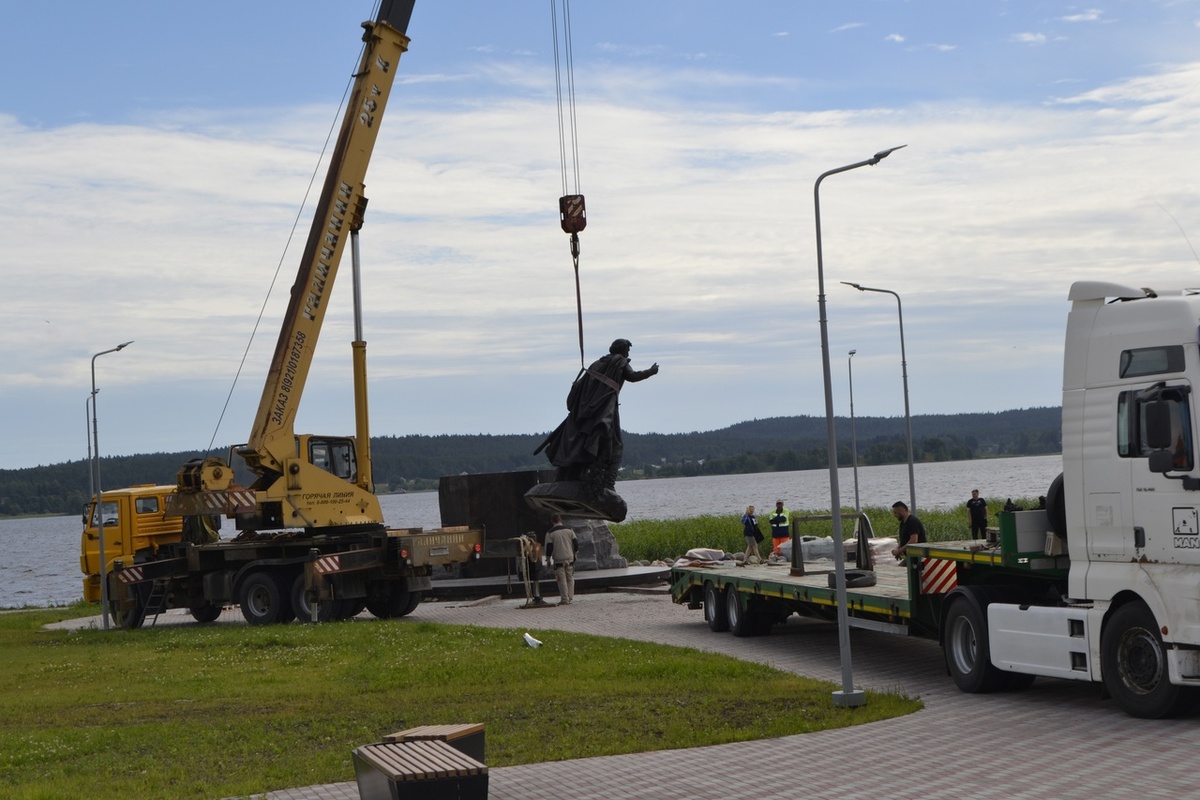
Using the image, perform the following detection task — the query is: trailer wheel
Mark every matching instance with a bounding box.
[189,602,222,623]
[726,586,755,637]
[943,595,1006,693]
[239,571,289,625]
[291,573,334,623]
[704,582,728,632]
[1101,601,1185,718]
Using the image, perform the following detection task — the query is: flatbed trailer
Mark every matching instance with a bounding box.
[671,510,1070,681]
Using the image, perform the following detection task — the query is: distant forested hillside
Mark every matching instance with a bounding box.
[0,407,1059,517]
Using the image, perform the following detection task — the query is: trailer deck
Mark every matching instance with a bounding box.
[669,533,1064,638]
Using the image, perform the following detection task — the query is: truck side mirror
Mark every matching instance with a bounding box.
[1144,400,1173,451]
[1148,450,1175,474]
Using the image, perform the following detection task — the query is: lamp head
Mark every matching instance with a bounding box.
[117,340,133,351]
[849,349,857,356]
[870,144,907,164]
[841,281,864,291]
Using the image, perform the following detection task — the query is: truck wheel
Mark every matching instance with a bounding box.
[291,573,334,623]
[189,602,222,623]
[338,598,368,619]
[943,595,1005,693]
[1101,601,1185,718]
[110,589,146,630]
[400,590,423,617]
[239,571,289,625]
[726,585,754,637]
[704,582,729,632]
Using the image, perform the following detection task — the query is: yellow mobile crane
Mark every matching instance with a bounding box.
[83,0,484,628]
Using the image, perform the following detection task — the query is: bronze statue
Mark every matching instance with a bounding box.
[526,339,659,521]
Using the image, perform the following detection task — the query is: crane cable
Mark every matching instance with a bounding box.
[551,0,588,370]
[202,13,373,457]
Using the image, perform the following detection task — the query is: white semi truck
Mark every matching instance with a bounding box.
[671,280,1200,718]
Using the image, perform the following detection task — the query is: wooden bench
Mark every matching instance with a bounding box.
[383,722,486,763]
[352,739,487,800]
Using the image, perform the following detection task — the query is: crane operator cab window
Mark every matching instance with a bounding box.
[308,438,358,482]
[135,497,160,515]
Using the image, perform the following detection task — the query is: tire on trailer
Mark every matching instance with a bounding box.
[239,571,291,625]
[943,592,1007,693]
[291,573,335,623]
[1101,601,1186,718]
[726,585,755,637]
[1046,472,1067,540]
[704,581,729,633]
[189,602,222,623]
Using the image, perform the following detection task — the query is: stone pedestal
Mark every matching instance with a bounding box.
[438,471,626,577]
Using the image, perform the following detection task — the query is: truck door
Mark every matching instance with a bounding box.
[1081,386,1134,563]
[1131,382,1200,566]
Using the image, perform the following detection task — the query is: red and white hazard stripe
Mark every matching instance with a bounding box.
[314,555,342,575]
[118,566,146,585]
[920,558,958,594]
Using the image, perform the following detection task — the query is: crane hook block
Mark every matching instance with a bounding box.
[559,194,586,234]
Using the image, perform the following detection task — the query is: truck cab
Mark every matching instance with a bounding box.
[981,281,1200,717]
[80,485,183,602]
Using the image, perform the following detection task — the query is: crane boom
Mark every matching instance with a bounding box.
[246,1,414,474]
[171,1,417,533]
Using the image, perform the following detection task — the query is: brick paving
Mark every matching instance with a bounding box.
[51,589,1200,798]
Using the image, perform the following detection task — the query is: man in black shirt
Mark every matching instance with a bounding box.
[966,489,988,540]
[890,501,926,560]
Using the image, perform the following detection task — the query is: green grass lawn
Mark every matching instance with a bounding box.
[1,603,921,799]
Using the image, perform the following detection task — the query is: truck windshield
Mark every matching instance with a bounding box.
[90,501,119,528]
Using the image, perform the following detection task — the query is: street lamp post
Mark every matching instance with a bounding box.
[86,396,95,500]
[848,350,860,514]
[841,282,916,512]
[814,144,903,708]
[91,340,133,630]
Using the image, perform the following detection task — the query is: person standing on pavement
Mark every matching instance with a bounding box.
[741,505,763,562]
[545,514,578,605]
[890,501,927,560]
[768,500,790,556]
[966,489,988,540]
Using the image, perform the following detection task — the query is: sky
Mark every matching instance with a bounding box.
[3,0,1200,471]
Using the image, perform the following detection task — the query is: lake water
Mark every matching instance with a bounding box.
[0,454,1062,609]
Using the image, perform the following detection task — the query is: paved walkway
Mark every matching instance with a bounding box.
[53,590,1199,799]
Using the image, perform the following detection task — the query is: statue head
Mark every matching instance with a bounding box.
[609,338,632,356]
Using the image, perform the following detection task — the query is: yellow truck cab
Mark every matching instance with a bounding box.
[80,485,182,602]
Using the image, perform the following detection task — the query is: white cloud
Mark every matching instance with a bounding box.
[4,56,1200,468]
[885,33,905,43]
[832,22,867,33]
[1012,32,1048,45]
[1060,9,1104,23]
